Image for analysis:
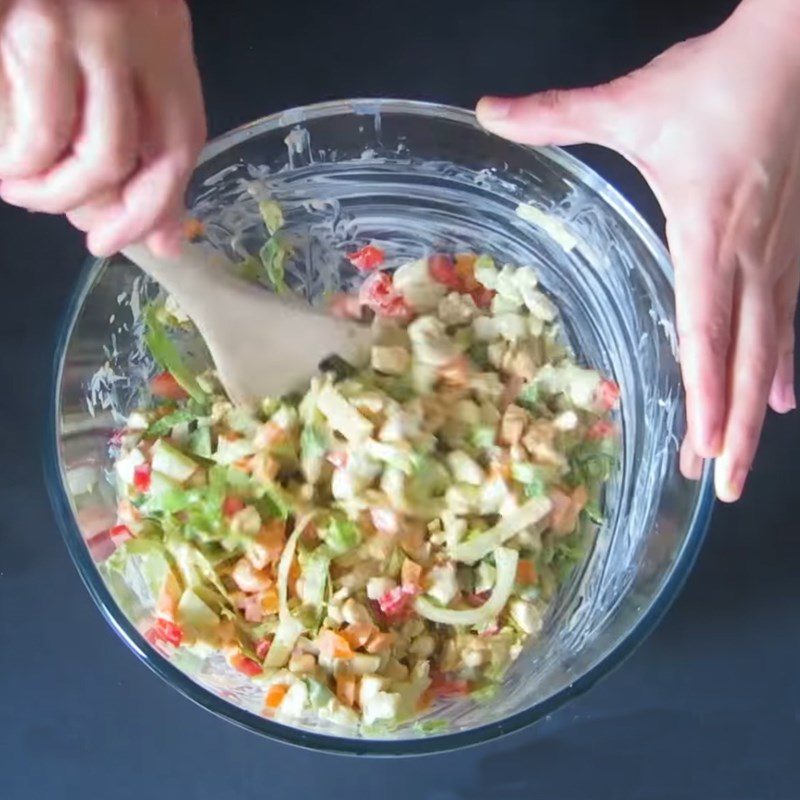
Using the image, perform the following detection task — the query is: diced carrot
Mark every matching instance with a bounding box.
[365,631,396,654]
[399,522,426,553]
[549,488,584,535]
[516,559,538,586]
[341,622,376,650]
[260,586,280,615]
[183,217,205,241]
[335,674,359,708]
[264,683,289,713]
[317,629,355,660]
[454,253,479,292]
[438,355,470,388]
[289,556,301,597]
[401,558,424,591]
[259,519,287,563]
[254,421,288,449]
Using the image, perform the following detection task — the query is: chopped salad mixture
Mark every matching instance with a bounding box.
[103,218,619,731]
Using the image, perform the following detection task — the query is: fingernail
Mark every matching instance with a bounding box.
[476,96,512,122]
[718,465,747,503]
[780,383,796,412]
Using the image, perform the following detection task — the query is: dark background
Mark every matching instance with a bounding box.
[2,1,798,798]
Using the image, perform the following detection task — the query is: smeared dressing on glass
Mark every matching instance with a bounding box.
[83,103,686,738]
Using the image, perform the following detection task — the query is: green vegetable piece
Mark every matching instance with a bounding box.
[146,409,196,437]
[144,305,207,404]
[413,719,451,734]
[237,255,261,283]
[516,383,539,410]
[305,677,335,709]
[259,237,290,294]
[259,199,284,235]
[324,518,361,555]
[300,424,328,461]
[188,426,212,458]
[256,482,293,521]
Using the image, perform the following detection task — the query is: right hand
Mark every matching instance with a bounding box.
[0,0,206,257]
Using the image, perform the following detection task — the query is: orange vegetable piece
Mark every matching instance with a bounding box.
[260,586,280,615]
[263,683,289,713]
[516,559,538,586]
[317,629,355,660]
[438,355,470,388]
[365,631,396,654]
[183,217,206,241]
[401,558,424,591]
[453,253,479,291]
[341,622,376,650]
[336,674,359,708]
[254,421,288,449]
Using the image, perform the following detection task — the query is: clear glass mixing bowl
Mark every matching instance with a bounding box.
[47,99,714,755]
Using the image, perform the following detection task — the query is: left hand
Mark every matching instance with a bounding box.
[476,0,800,501]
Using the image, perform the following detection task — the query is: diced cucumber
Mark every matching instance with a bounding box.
[151,440,199,483]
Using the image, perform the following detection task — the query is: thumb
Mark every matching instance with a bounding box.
[476,83,627,149]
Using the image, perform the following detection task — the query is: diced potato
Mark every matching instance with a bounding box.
[446,450,484,485]
[509,598,545,635]
[371,345,411,375]
[426,562,459,605]
[499,404,528,446]
[438,292,478,325]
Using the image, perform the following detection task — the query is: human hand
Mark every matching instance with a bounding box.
[476,0,800,501]
[0,0,206,256]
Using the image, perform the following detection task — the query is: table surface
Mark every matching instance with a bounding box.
[2,1,798,798]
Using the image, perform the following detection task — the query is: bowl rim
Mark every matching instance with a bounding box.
[46,97,715,756]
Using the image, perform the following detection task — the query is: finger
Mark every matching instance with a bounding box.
[668,215,734,458]
[0,3,78,178]
[0,61,137,213]
[145,217,185,258]
[87,50,206,255]
[715,280,778,502]
[768,259,800,413]
[66,189,120,232]
[475,78,632,148]
[679,434,704,481]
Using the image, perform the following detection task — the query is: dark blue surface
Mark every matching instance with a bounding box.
[2,1,798,797]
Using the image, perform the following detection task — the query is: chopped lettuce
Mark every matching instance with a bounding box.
[144,305,207,404]
[259,237,290,294]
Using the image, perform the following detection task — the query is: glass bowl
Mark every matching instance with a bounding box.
[47,99,714,755]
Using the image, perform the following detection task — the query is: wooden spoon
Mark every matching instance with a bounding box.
[122,242,371,404]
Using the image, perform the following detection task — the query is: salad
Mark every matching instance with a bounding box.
[102,227,619,731]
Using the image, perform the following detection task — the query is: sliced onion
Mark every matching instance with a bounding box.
[414,548,518,627]
[264,512,314,668]
[449,496,551,565]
